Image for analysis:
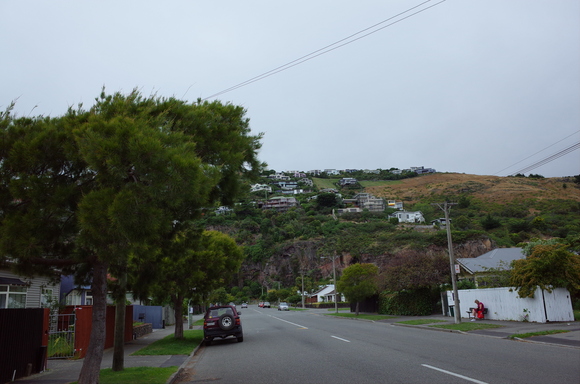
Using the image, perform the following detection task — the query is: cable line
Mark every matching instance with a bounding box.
[202,0,446,100]
[509,141,580,176]
[495,129,580,175]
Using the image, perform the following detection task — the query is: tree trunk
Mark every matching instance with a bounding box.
[78,259,108,384]
[112,272,127,371]
[355,301,360,316]
[173,294,184,339]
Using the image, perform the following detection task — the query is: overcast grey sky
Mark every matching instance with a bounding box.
[2,1,579,177]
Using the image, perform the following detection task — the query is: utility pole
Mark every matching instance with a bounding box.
[434,201,461,324]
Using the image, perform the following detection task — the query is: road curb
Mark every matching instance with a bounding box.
[166,343,202,384]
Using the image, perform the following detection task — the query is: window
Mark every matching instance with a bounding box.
[41,288,53,308]
[0,284,28,308]
[85,291,93,305]
[66,290,81,306]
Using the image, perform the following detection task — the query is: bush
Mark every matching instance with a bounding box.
[379,289,435,316]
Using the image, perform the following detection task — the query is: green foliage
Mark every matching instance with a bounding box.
[510,242,580,298]
[480,214,502,230]
[337,263,379,305]
[379,250,450,291]
[379,289,434,316]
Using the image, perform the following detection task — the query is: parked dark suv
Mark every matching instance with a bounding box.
[203,305,243,345]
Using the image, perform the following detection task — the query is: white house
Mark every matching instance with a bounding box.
[0,268,60,309]
[250,184,272,193]
[310,285,344,303]
[390,210,425,223]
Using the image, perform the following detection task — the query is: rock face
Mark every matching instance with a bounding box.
[238,238,496,288]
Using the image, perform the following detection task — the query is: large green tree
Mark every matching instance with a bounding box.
[0,90,263,383]
[337,263,379,315]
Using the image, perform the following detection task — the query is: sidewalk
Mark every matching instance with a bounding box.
[380,314,580,348]
[14,323,194,384]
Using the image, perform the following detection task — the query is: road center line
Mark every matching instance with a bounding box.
[271,315,308,329]
[331,336,350,343]
[422,364,488,384]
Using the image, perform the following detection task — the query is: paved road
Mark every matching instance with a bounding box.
[175,306,580,384]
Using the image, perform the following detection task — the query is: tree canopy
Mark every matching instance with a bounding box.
[337,263,379,315]
[0,90,263,383]
[510,241,580,298]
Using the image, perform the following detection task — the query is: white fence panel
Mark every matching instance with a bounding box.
[447,287,573,323]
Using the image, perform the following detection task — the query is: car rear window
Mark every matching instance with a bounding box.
[208,307,234,318]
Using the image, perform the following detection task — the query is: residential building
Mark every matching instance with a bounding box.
[457,248,526,287]
[250,184,272,193]
[342,193,385,212]
[0,268,60,309]
[387,200,404,210]
[261,196,299,211]
[338,177,358,186]
[390,210,425,223]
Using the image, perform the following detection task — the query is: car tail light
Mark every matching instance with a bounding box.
[235,318,241,326]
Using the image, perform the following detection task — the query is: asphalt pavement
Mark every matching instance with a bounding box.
[13,310,580,384]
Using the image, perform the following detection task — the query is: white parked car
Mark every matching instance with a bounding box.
[278,302,289,311]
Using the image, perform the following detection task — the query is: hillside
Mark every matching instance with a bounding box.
[365,173,580,205]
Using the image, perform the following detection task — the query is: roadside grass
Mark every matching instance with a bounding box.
[191,318,204,326]
[327,308,350,311]
[72,366,177,384]
[429,322,504,332]
[574,309,580,321]
[509,330,570,339]
[131,329,203,356]
[290,307,307,311]
[327,313,396,321]
[397,319,448,325]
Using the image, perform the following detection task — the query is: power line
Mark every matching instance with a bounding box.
[510,141,580,176]
[495,130,580,175]
[202,0,446,100]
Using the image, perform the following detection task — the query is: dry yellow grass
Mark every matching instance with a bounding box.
[365,173,579,205]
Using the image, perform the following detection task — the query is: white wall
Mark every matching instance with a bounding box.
[447,287,574,323]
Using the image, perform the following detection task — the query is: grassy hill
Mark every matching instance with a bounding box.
[364,173,580,205]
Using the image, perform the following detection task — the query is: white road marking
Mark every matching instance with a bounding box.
[422,364,488,384]
[331,335,351,343]
[270,315,308,329]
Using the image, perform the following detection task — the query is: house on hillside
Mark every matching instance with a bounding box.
[261,196,299,211]
[0,268,60,309]
[390,210,425,223]
[457,248,526,288]
[387,200,404,210]
[342,193,385,213]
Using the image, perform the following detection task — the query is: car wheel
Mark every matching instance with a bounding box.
[205,338,212,346]
[237,335,244,342]
[218,314,235,331]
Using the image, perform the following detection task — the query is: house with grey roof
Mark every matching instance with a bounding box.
[457,248,526,287]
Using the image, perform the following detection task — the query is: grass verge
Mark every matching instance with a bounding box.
[132,329,203,356]
[397,319,448,325]
[72,366,177,384]
[327,308,350,312]
[327,313,396,321]
[509,330,570,339]
[429,322,504,332]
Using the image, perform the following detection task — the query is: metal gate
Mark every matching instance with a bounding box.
[48,313,76,359]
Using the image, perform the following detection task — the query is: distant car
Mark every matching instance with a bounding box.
[278,302,289,311]
[263,301,271,308]
[203,305,243,346]
[241,303,248,308]
[258,302,264,308]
